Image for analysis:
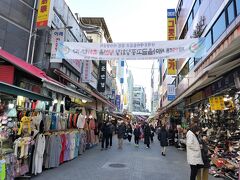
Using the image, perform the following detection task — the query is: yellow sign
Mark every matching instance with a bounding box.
[124,94,128,105]
[167,59,177,75]
[209,96,225,111]
[167,12,177,75]
[36,0,52,28]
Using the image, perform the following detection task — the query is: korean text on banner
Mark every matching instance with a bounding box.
[167,9,177,75]
[56,38,206,61]
[50,29,64,61]
[209,96,225,111]
[167,84,176,101]
[82,60,92,83]
[36,0,53,28]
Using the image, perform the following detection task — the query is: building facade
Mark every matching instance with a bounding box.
[133,86,146,112]
[127,70,134,112]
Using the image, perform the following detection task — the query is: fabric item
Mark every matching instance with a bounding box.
[77,114,85,129]
[186,130,204,165]
[60,134,66,164]
[64,96,71,111]
[197,168,209,180]
[33,134,45,175]
[158,128,168,147]
[50,114,57,130]
[0,160,6,180]
[17,116,31,135]
[89,119,96,130]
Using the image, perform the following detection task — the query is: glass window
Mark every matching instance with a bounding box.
[212,12,226,42]
[188,12,193,28]
[237,0,240,15]
[205,30,212,51]
[188,58,195,71]
[193,0,200,17]
[227,1,235,24]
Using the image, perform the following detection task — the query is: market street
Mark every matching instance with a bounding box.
[32,136,218,180]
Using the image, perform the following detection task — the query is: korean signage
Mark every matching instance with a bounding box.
[167,59,177,75]
[167,84,176,101]
[167,9,177,75]
[36,0,53,28]
[82,60,92,83]
[56,38,206,61]
[112,66,117,78]
[115,95,121,111]
[97,61,107,92]
[50,29,64,60]
[67,59,82,73]
[209,96,225,111]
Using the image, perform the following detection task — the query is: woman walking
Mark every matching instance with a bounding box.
[133,124,141,147]
[158,125,168,156]
[126,124,133,142]
[144,123,151,148]
[186,123,204,180]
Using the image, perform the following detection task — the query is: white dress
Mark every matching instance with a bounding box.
[34,134,46,175]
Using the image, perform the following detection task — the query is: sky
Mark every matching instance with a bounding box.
[66,0,178,110]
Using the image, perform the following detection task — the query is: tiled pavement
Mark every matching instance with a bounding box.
[32,136,218,180]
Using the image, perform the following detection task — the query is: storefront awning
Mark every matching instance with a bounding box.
[42,80,93,102]
[0,81,52,101]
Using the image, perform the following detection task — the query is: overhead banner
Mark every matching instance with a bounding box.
[82,60,92,83]
[56,38,206,61]
[36,0,53,28]
[167,9,177,75]
[97,61,107,92]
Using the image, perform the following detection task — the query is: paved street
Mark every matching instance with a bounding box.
[32,136,218,180]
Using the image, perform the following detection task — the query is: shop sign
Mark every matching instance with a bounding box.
[115,95,121,110]
[190,91,204,104]
[112,66,117,78]
[167,84,176,101]
[36,0,54,28]
[82,60,92,83]
[50,29,64,61]
[97,61,106,92]
[167,59,177,75]
[209,96,225,111]
[56,38,206,61]
[67,59,82,73]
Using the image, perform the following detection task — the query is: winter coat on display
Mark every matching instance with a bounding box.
[117,124,126,139]
[144,125,151,145]
[158,128,168,147]
[186,130,204,165]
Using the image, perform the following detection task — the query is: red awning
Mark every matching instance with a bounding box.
[0,48,60,85]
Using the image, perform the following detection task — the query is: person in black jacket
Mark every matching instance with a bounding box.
[126,124,133,142]
[117,121,126,149]
[158,125,168,156]
[101,121,110,150]
[150,125,155,143]
[197,135,210,180]
[133,124,141,146]
[144,123,151,148]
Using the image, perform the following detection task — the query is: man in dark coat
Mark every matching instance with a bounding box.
[117,121,126,149]
[158,125,168,156]
[133,124,141,146]
[101,121,110,150]
[144,123,151,148]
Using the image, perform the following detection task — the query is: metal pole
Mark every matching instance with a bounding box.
[30,33,37,65]
[26,0,37,63]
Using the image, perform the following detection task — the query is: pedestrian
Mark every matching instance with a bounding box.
[197,136,210,180]
[150,124,155,143]
[157,125,168,156]
[186,123,204,180]
[133,124,141,147]
[144,123,151,148]
[117,121,126,149]
[109,122,115,148]
[101,121,110,150]
[126,123,133,143]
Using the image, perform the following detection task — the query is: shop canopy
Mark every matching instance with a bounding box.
[0,81,52,101]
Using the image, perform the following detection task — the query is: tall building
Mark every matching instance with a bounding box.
[127,70,134,112]
[151,61,160,113]
[133,86,146,112]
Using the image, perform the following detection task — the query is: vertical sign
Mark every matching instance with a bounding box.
[97,61,107,92]
[120,60,124,84]
[115,95,121,111]
[167,9,177,75]
[112,66,117,78]
[82,60,92,83]
[167,84,176,101]
[36,0,54,28]
[50,29,64,61]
